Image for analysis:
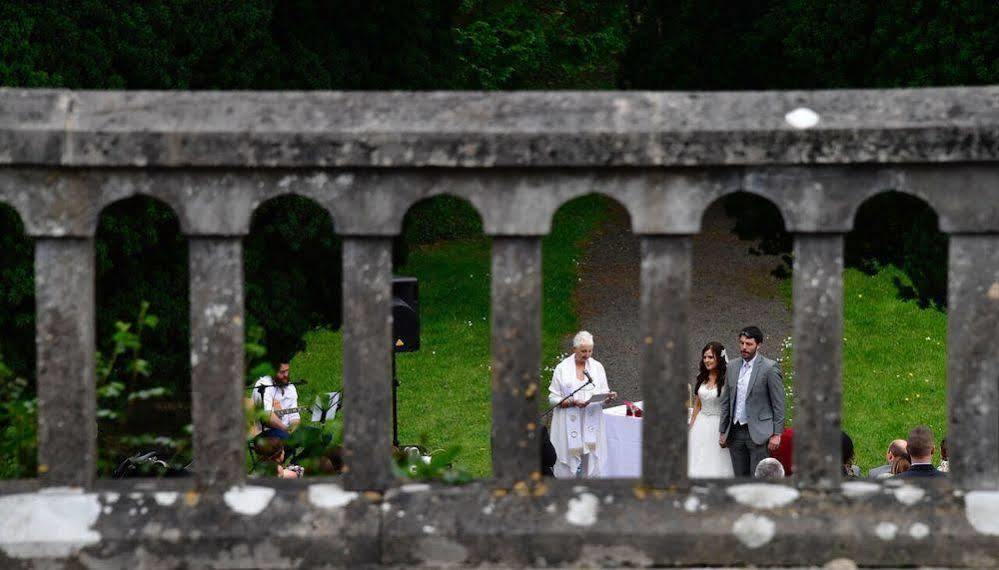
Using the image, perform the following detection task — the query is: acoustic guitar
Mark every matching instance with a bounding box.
[248,401,310,438]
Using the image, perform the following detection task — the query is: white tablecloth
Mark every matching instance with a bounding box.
[602,402,643,478]
[601,402,692,478]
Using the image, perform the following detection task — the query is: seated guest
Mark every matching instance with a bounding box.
[938,437,949,473]
[890,452,911,477]
[754,457,785,480]
[895,425,945,479]
[771,427,794,476]
[318,446,346,475]
[252,362,301,439]
[540,425,557,477]
[869,439,907,479]
[842,432,861,479]
[252,436,302,479]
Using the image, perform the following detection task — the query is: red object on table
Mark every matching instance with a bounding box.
[624,401,643,417]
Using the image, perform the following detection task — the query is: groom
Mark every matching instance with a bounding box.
[718,326,785,477]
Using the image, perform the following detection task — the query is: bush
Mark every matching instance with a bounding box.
[0,358,36,479]
[95,302,191,475]
[847,192,947,309]
[0,205,35,382]
[244,196,342,365]
[96,197,190,404]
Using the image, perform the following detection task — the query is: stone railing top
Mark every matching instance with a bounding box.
[1,87,997,168]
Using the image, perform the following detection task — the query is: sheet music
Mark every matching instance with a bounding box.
[311,391,342,422]
[586,392,610,404]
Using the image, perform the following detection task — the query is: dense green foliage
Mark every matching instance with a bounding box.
[0,367,35,478]
[245,196,342,365]
[0,206,34,381]
[621,1,998,89]
[96,198,190,390]
[0,1,628,90]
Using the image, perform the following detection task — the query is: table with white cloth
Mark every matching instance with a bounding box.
[600,402,693,478]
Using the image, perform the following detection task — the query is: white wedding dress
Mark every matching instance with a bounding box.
[688,384,734,478]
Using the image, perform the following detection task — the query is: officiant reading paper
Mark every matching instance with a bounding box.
[548,331,617,478]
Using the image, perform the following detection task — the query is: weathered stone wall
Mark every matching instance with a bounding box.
[0,88,997,567]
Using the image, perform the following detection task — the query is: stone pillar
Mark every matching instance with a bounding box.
[639,236,692,487]
[791,234,844,489]
[342,238,394,491]
[490,237,542,485]
[35,238,97,487]
[189,238,245,488]
[947,235,999,490]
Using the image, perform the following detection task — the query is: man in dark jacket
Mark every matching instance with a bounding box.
[895,425,946,479]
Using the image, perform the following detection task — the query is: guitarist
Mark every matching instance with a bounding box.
[251,363,301,439]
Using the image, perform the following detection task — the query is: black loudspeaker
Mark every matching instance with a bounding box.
[392,276,420,352]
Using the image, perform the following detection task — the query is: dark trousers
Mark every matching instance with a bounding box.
[728,423,769,477]
[260,428,290,440]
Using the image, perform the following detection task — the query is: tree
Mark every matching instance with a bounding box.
[245,196,342,365]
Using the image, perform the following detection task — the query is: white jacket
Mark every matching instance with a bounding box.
[548,355,610,478]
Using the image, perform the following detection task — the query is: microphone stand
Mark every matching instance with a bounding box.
[249,379,309,400]
[538,375,594,421]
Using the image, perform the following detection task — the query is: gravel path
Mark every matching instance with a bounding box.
[572,201,792,402]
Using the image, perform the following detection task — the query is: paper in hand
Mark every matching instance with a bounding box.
[586,392,610,404]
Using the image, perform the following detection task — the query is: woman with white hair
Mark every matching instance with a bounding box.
[548,331,617,478]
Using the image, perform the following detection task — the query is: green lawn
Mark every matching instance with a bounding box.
[291,196,609,477]
[842,266,947,472]
[779,266,947,473]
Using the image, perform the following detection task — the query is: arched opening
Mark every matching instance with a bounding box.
[393,195,490,479]
[244,194,344,478]
[0,204,36,479]
[542,194,638,479]
[95,196,190,478]
[691,192,793,480]
[844,191,948,479]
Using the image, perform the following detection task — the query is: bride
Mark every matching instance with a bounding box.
[688,341,734,478]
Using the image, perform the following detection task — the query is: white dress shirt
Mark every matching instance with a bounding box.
[252,376,300,428]
[734,354,757,425]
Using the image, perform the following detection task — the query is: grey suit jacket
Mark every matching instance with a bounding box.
[868,464,892,479]
[719,354,785,445]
